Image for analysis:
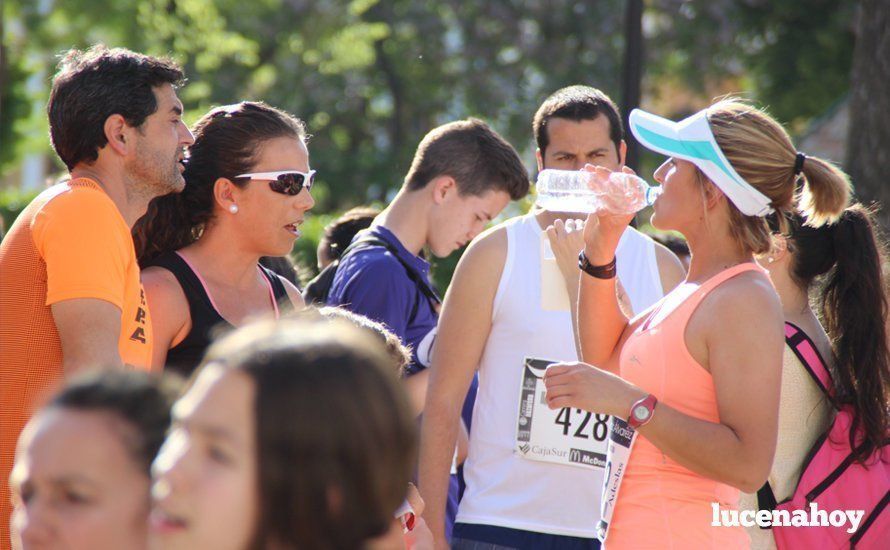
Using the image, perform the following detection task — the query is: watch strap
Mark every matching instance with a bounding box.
[628,393,658,429]
[578,251,617,279]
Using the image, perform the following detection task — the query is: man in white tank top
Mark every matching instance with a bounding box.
[418,86,685,549]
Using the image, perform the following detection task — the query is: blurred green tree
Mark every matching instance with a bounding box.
[2,0,632,204]
[2,0,869,285]
[648,0,855,130]
[3,0,860,197]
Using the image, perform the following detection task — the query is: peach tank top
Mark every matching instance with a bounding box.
[605,263,764,549]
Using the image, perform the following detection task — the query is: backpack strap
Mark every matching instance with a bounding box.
[310,236,441,316]
[303,262,338,305]
[757,322,836,517]
[343,237,442,306]
[783,322,836,402]
[303,238,391,306]
[756,482,778,526]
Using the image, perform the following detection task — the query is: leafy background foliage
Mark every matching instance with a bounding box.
[1,0,859,288]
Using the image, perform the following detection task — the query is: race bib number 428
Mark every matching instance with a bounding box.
[515,357,609,469]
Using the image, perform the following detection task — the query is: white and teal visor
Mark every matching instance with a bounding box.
[629,108,774,217]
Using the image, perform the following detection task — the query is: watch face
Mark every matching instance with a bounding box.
[633,404,651,421]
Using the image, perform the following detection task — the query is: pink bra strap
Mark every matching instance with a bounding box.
[262,272,281,319]
[175,251,222,313]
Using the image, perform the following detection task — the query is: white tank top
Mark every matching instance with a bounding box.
[456,213,664,537]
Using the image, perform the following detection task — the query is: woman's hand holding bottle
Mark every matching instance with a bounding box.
[581,165,639,264]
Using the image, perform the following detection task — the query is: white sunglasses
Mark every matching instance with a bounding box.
[234,170,316,196]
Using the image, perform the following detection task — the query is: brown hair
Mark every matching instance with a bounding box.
[48,45,185,170]
[778,205,890,463]
[133,101,306,266]
[533,85,623,157]
[404,118,529,200]
[48,370,178,476]
[201,318,416,550]
[704,99,850,254]
[319,206,380,263]
[313,306,412,376]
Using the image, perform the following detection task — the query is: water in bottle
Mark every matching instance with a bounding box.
[535,168,662,214]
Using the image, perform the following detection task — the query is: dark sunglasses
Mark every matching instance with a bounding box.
[234,170,316,195]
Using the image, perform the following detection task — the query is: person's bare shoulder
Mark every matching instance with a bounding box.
[450,222,509,295]
[698,270,783,339]
[683,268,782,371]
[141,266,190,330]
[280,277,305,309]
[142,265,186,296]
[463,222,508,264]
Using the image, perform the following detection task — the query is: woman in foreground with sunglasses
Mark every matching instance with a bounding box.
[133,101,313,375]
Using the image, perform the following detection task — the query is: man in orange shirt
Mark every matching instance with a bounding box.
[0,45,194,549]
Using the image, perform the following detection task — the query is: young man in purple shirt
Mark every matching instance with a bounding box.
[326,118,529,540]
[328,117,529,384]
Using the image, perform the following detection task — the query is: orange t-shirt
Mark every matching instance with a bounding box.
[0,178,152,549]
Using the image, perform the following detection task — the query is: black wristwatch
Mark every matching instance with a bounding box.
[578,251,617,279]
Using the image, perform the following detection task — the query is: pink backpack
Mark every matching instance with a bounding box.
[757,322,890,549]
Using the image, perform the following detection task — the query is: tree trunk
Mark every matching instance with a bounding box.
[0,7,6,131]
[845,0,890,227]
[621,0,644,172]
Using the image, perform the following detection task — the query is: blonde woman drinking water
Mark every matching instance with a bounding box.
[545,99,849,549]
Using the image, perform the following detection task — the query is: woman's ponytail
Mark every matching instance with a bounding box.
[798,155,851,228]
[816,204,890,462]
[133,181,215,267]
[706,99,850,254]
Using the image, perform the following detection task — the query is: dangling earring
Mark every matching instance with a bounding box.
[229,204,239,214]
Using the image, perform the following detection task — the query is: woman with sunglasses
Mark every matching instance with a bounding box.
[133,101,314,376]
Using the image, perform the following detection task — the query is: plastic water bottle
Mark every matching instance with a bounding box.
[535,169,662,214]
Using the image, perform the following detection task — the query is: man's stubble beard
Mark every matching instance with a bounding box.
[125,140,183,205]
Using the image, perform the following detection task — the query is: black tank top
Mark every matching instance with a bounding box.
[149,252,290,378]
